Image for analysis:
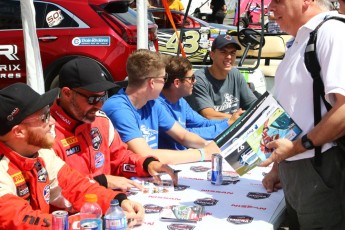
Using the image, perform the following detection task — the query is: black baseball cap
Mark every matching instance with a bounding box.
[211,34,241,51]
[0,83,59,135]
[59,57,116,92]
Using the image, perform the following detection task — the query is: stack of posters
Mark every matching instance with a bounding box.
[214,92,302,175]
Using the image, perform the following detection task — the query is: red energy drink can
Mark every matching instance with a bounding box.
[211,153,223,185]
[52,210,68,230]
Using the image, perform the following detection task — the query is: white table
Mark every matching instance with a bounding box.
[130,161,285,230]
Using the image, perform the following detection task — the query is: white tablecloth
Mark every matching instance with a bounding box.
[129,161,285,230]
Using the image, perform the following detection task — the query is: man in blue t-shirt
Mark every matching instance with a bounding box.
[102,49,220,164]
[185,34,257,120]
[158,56,244,150]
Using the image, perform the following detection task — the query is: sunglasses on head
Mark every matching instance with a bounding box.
[73,90,106,105]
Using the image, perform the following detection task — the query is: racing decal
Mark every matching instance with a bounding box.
[167,224,195,230]
[72,36,111,46]
[60,136,78,147]
[246,192,271,200]
[143,204,163,214]
[11,171,25,185]
[43,185,50,204]
[174,184,190,191]
[227,215,253,224]
[94,152,105,169]
[66,145,81,156]
[123,164,136,173]
[190,165,210,172]
[46,10,64,27]
[90,128,102,150]
[194,197,218,206]
[35,161,48,183]
[16,183,30,198]
[0,45,19,60]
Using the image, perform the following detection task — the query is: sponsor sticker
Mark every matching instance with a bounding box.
[143,204,163,214]
[167,224,196,230]
[17,184,29,197]
[194,197,218,206]
[72,36,111,46]
[174,184,190,191]
[46,10,64,27]
[190,166,210,172]
[227,215,253,224]
[247,192,271,200]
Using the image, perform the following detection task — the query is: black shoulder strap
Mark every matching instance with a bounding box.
[304,16,345,165]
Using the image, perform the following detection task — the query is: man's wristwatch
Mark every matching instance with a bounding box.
[301,134,315,150]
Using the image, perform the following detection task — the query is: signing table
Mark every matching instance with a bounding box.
[130,161,285,230]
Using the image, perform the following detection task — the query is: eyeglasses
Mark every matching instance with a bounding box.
[181,74,196,83]
[145,73,169,83]
[73,90,106,105]
[23,110,51,124]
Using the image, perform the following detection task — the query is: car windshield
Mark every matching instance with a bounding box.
[114,7,154,26]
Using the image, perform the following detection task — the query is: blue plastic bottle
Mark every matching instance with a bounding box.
[104,199,127,230]
[80,194,103,230]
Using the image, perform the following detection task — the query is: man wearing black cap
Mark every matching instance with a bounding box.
[0,83,144,229]
[185,34,257,121]
[51,57,177,193]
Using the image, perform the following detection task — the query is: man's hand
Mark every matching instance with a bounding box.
[260,138,296,167]
[227,108,244,126]
[262,163,282,193]
[105,175,143,192]
[204,141,221,161]
[121,199,145,228]
[147,161,178,186]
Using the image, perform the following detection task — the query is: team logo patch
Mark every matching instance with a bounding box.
[43,185,50,204]
[174,184,190,191]
[167,224,195,230]
[66,145,81,156]
[35,161,48,183]
[247,192,271,200]
[16,183,29,197]
[90,128,102,150]
[190,166,210,172]
[227,215,253,224]
[94,152,105,168]
[123,164,136,173]
[194,197,218,206]
[144,204,163,214]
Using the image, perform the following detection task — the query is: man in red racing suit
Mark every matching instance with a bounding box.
[0,83,144,229]
[51,57,177,190]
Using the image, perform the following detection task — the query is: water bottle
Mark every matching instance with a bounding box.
[80,194,103,230]
[104,199,127,230]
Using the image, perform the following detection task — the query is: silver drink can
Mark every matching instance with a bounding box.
[52,210,68,230]
[211,153,223,185]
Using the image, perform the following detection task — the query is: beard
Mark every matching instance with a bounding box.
[27,127,55,149]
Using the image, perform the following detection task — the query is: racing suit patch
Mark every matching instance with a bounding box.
[66,145,81,156]
[94,152,105,169]
[123,164,136,173]
[43,185,50,204]
[90,128,102,150]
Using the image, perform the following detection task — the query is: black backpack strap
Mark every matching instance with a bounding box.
[304,16,345,165]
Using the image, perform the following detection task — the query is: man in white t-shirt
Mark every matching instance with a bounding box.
[261,0,345,229]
